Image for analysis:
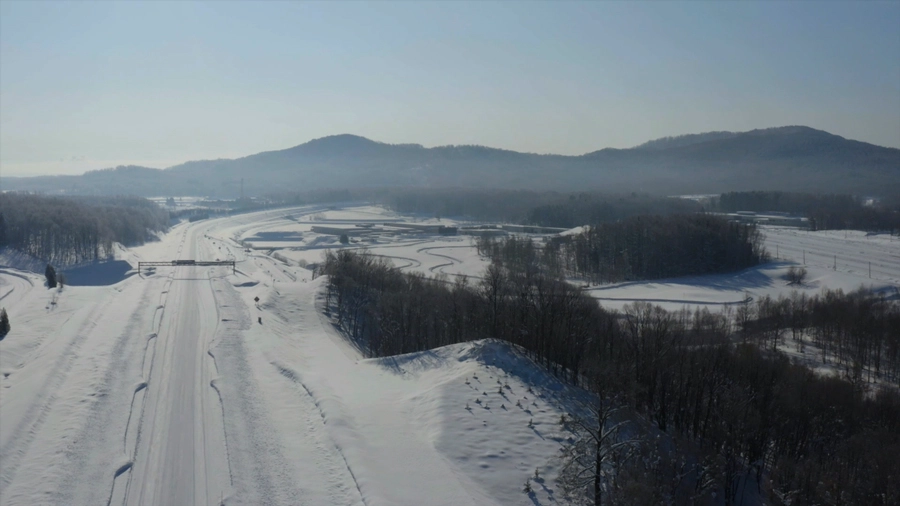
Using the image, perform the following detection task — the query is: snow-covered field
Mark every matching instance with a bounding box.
[224,205,898,312]
[209,205,491,281]
[2,205,897,506]
[582,226,899,312]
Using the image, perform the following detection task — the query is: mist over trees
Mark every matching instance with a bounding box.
[631,131,740,150]
[0,193,169,265]
[525,194,704,228]
[561,214,765,281]
[717,191,900,232]
[261,188,705,227]
[294,187,896,238]
[379,189,704,227]
[477,215,764,283]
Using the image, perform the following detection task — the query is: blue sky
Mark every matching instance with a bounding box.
[1,1,898,176]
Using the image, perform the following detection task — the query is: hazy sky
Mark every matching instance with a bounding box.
[1,1,898,176]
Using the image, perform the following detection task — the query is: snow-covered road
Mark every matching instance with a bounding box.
[124,224,230,505]
[0,219,240,505]
[1,207,569,506]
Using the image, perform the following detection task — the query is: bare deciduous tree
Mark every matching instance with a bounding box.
[558,394,640,505]
[786,266,808,285]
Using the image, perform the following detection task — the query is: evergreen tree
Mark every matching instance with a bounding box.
[45,264,57,288]
[0,308,9,336]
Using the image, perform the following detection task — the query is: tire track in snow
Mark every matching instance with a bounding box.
[207,274,342,505]
[378,255,422,270]
[204,270,234,491]
[193,223,236,499]
[271,361,368,506]
[0,293,120,490]
[0,268,36,287]
[126,276,174,450]
[122,226,232,505]
[0,270,32,303]
[203,220,250,490]
[208,275,284,504]
[417,246,467,274]
[113,225,189,504]
[110,274,175,506]
[46,277,158,505]
[107,462,133,506]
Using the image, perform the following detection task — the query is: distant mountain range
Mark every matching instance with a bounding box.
[3,126,898,197]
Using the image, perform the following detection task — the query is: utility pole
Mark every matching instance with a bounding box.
[803,250,805,265]
[833,255,836,271]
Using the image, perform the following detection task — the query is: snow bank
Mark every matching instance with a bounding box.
[230,272,578,505]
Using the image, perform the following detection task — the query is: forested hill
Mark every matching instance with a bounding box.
[3,126,898,197]
[0,194,169,266]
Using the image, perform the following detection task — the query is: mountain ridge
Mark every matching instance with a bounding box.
[166,125,880,168]
[4,126,898,197]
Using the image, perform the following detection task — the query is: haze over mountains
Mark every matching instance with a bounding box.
[3,126,898,197]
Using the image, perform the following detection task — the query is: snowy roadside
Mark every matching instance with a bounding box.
[227,272,574,505]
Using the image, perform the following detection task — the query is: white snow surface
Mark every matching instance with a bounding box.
[230,207,898,313]
[582,226,899,311]
[0,206,570,506]
[4,205,897,506]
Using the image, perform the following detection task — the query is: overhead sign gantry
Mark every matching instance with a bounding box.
[138,260,236,274]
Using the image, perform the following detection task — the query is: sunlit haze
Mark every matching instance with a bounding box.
[1,0,898,176]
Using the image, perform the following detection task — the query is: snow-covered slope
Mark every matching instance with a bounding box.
[0,248,47,274]
[233,274,576,505]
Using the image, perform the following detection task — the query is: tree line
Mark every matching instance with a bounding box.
[738,288,900,388]
[262,188,707,228]
[0,193,169,265]
[375,189,704,227]
[321,249,899,505]
[477,214,765,284]
[717,191,900,232]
